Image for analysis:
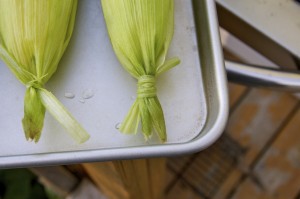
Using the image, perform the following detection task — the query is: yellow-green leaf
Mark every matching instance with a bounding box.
[0,0,90,143]
[102,0,180,142]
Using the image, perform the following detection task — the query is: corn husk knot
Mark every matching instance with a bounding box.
[25,75,47,89]
[137,76,157,98]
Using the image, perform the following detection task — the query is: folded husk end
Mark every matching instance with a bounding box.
[22,87,45,143]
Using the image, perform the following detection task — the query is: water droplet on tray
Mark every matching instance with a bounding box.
[115,123,121,129]
[79,99,85,103]
[64,92,75,99]
[82,89,94,99]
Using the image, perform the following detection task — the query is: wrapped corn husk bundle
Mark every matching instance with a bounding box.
[0,0,90,143]
[102,0,180,142]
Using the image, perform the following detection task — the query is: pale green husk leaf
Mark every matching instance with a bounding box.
[0,0,90,143]
[102,0,180,142]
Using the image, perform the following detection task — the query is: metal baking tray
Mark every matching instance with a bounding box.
[0,0,228,168]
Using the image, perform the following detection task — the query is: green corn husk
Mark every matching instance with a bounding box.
[102,0,180,142]
[0,0,90,143]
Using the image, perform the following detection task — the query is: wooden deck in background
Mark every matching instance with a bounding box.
[165,82,300,199]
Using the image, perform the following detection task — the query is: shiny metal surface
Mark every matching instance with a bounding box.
[216,0,300,59]
[226,61,300,92]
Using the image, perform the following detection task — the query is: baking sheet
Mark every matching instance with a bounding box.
[0,0,207,157]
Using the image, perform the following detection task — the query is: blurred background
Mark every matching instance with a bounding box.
[1,0,300,199]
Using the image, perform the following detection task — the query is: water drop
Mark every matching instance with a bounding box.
[82,89,94,99]
[64,92,75,99]
[115,122,121,129]
[79,99,85,103]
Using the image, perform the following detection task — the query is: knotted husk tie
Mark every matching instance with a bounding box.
[137,75,156,98]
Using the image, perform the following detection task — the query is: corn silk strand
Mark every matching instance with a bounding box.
[0,0,90,143]
[102,0,180,142]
